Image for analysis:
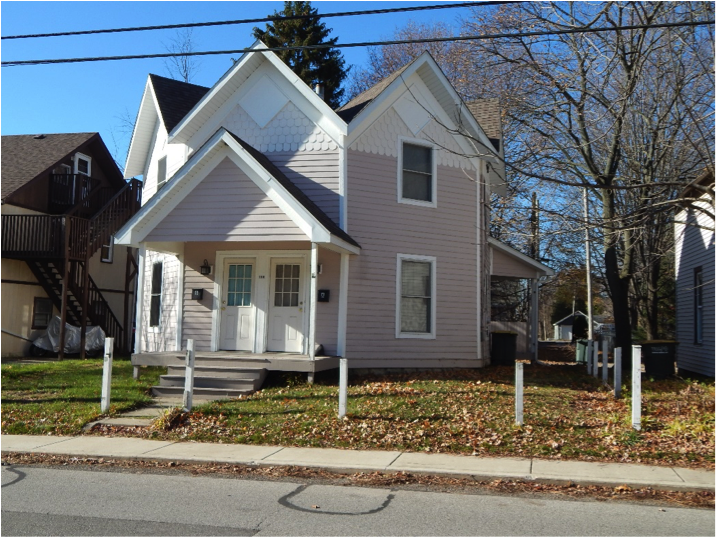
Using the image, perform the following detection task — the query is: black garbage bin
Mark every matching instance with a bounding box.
[491,331,517,365]
[641,341,678,379]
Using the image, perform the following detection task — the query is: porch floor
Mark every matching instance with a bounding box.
[131,351,340,373]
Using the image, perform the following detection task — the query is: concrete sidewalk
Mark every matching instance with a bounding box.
[2,434,713,492]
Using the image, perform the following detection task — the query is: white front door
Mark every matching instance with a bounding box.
[219,260,255,351]
[267,258,304,353]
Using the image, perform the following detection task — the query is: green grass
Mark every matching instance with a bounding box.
[2,360,713,468]
[1,360,163,435]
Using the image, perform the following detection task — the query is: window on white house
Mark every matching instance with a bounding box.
[32,297,53,330]
[400,142,434,205]
[695,267,703,345]
[150,262,163,327]
[397,255,436,338]
[157,156,168,192]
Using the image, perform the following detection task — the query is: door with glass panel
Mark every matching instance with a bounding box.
[220,261,255,351]
[267,258,305,353]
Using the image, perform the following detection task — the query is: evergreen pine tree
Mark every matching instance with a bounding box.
[252,1,347,108]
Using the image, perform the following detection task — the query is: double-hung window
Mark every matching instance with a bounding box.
[156,156,168,192]
[74,153,91,177]
[694,267,703,345]
[396,254,436,339]
[150,262,163,328]
[399,140,436,207]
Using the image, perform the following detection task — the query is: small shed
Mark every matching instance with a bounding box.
[552,311,588,341]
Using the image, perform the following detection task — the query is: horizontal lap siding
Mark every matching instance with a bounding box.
[146,157,308,242]
[346,150,478,366]
[675,202,715,376]
[269,151,341,225]
[315,248,340,355]
[182,243,216,351]
[491,248,536,279]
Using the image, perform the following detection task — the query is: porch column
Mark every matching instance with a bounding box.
[308,243,318,359]
[134,244,146,355]
[337,252,350,357]
[530,276,539,361]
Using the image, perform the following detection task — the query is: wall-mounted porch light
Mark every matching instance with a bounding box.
[200,259,212,275]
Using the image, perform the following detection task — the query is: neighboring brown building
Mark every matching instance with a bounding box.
[1,133,143,357]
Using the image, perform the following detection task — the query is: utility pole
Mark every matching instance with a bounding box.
[583,188,594,341]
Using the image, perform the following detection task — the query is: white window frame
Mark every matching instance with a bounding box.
[397,137,437,208]
[395,253,437,339]
[100,236,114,263]
[149,261,163,332]
[156,155,168,192]
[74,152,92,177]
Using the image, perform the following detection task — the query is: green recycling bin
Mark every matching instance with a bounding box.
[491,331,517,365]
[575,339,588,364]
[641,341,678,379]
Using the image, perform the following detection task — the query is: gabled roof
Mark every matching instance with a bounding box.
[148,74,209,132]
[1,132,122,201]
[336,63,412,123]
[553,311,588,326]
[488,237,554,277]
[467,99,502,148]
[115,128,360,253]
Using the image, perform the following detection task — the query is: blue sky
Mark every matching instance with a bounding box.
[2,1,471,172]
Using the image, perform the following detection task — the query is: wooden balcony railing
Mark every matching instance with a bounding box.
[1,215,65,258]
[49,174,98,214]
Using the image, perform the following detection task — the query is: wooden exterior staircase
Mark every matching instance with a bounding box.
[2,176,143,356]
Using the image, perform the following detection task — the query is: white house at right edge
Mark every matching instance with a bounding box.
[116,42,553,370]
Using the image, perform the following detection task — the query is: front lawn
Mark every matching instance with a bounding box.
[2,360,713,468]
[1,359,163,435]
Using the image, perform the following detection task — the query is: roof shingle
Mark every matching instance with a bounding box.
[149,74,210,133]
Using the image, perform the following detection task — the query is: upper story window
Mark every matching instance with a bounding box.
[74,153,91,176]
[399,140,436,207]
[156,156,168,192]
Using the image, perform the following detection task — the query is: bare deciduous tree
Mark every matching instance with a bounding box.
[164,28,201,83]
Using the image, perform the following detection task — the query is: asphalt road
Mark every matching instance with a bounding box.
[2,465,714,536]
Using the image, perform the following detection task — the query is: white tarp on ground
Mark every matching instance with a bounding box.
[33,316,105,354]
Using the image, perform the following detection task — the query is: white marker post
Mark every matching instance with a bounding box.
[515,361,524,426]
[614,348,622,398]
[338,358,348,418]
[100,337,114,413]
[632,345,642,430]
[593,341,599,378]
[183,339,195,413]
[602,338,609,384]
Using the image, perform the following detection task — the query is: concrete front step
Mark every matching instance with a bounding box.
[158,375,260,391]
[166,365,266,380]
[150,386,255,400]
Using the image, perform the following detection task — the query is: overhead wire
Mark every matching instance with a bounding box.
[2,1,511,40]
[3,19,713,67]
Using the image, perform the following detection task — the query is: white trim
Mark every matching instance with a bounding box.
[395,253,437,340]
[74,152,92,177]
[488,237,554,276]
[337,252,350,357]
[115,130,360,256]
[100,236,114,264]
[175,248,185,351]
[309,243,318,359]
[133,244,146,353]
[338,136,348,231]
[397,136,438,208]
[149,260,164,332]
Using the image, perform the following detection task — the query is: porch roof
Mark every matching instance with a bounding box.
[489,237,554,279]
[115,128,360,254]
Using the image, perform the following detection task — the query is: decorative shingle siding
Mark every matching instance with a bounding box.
[350,108,475,170]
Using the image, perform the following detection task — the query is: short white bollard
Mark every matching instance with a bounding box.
[632,345,642,430]
[338,358,348,418]
[515,361,524,426]
[592,341,599,378]
[602,339,609,384]
[614,348,622,398]
[101,338,114,413]
[183,339,195,412]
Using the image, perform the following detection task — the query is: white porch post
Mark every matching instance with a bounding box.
[337,252,350,357]
[134,244,146,355]
[530,276,539,361]
[309,243,318,359]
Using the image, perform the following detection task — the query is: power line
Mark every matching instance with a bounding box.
[2,2,509,40]
[3,19,712,67]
